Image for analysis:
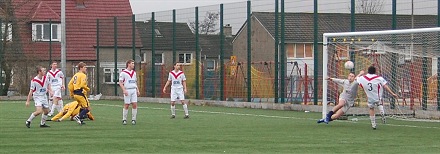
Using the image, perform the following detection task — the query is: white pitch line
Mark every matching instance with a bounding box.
[93,103,440,130]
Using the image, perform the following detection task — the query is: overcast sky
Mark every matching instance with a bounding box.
[129,0,246,14]
[130,0,438,14]
[129,0,438,33]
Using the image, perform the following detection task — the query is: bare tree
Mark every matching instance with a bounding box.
[0,0,33,96]
[189,11,219,35]
[349,0,385,14]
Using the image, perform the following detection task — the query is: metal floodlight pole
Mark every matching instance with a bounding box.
[61,0,67,95]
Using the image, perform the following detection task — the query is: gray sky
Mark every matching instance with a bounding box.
[129,0,438,34]
[130,0,438,14]
[129,0,246,14]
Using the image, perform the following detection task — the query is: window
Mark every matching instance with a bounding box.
[32,23,61,42]
[178,53,192,64]
[100,62,125,84]
[293,44,313,58]
[1,69,14,86]
[154,53,164,65]
[155,29,163,37]
[206,60,215,71]
[141,52,164,65]
[1,23,12,41]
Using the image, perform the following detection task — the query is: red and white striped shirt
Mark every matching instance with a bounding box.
[357,74,388,103]
[30,75,50,96]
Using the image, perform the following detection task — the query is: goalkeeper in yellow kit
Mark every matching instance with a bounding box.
[68,62,90,125]
[50,101,94,122]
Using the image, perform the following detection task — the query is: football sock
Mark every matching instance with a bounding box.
[183,104,189,116]
[49,104,56,115]
[123,108,128,121]
[132,108,137,121]
[171,105,176,115]
[57,100,64,112]
[378,105,385,115]
[41,114,48,125]
[27,113,36,122]
[370,116,376,127]
[79,108,89,119]
[326,111,334,120]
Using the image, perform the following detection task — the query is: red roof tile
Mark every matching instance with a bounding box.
[31,1,60,22]
[12,0,142,61]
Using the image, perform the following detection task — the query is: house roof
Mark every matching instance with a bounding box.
[12,0,141,61]
[199,34,233,58]
[137,21,196,51]
[31,1,60,22]
[245,12,438,43]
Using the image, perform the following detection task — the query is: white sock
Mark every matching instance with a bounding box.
[41,114,48,125]
[49,104,56,115]
[27,113,36,122]
[132,108,137,121]
[56,104,62,113]
[123,108,128,121]
[58,100,64,112]
[171,105,176,115]
[378,105,385,116]
[183,104,189,116]
[370,116,376,127]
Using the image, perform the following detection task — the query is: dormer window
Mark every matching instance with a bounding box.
[155,29,163,37]
[32,23,61,42]
[76,0,86,8]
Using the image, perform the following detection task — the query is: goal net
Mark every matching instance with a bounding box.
[323,27,440,120]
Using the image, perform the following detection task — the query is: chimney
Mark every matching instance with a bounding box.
[76,0,86,8]
[224,24,232,38]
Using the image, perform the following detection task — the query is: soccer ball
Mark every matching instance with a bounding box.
[344,61,354,69]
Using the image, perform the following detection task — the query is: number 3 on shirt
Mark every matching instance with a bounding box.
[367,83,373,91]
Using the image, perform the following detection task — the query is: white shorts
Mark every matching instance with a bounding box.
[123,89,138,104]
[33,95,49,108]
[52,86,62,98]
[170,88,184,102]
[368,100,384,108]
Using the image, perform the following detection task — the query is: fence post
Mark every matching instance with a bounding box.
[247,1,252,102]
[390,0,397,108]
[437,0,440,111]
[274,0,279,103]
[132,15,136,61]
[313,0,318,105]
[49,19,52,67]
[173,9,176,64]
[220,4,225,101]
[96,19,100,94]
[114,16,118,96]
[350,0,356,73]
[0,19,3,93]
[195,7,200,99]
[151,12,156,97]
[280,0,285,103]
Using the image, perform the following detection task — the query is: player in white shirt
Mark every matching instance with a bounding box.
[25,66,53,128]
[357,66,398,130]
[47,61,65,117]
[119,59,140,125]
[163,63,189,119]
[318,70,364,124]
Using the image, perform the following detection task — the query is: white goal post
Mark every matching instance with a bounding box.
[322,27,440,119]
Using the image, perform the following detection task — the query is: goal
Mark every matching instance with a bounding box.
[322,27,440,120]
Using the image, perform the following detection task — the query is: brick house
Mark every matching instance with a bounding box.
[3,0,141,95]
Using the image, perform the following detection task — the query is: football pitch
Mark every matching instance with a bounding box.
[1,100,439,153]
